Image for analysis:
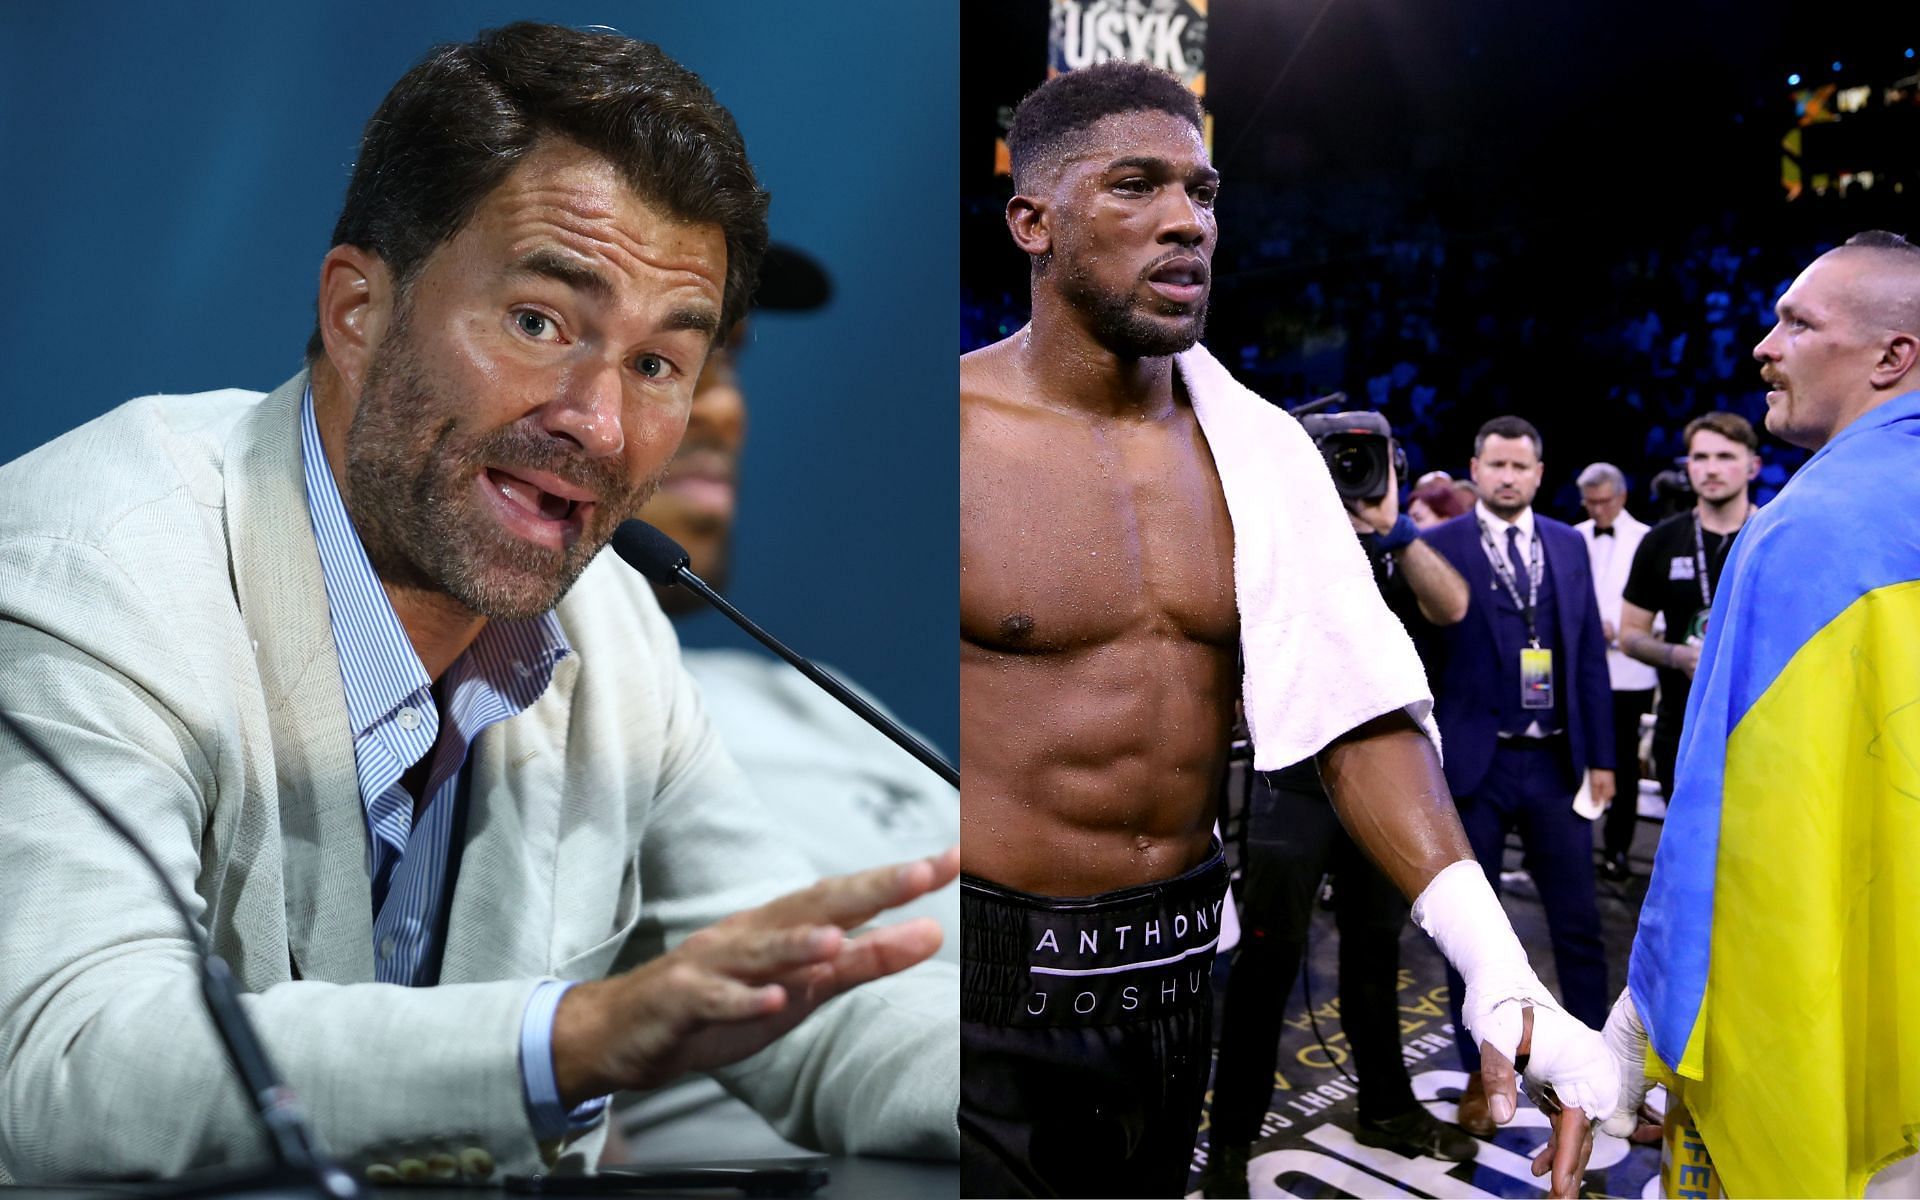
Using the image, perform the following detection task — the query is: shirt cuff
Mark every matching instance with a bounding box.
[520,979,610,1140]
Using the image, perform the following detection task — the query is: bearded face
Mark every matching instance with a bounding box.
[1037,110,1217,359]
[1055,242,1210,358]
[326,140,729,623]
[343,296,667,622]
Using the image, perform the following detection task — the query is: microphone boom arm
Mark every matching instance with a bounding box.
[669,567,960,788]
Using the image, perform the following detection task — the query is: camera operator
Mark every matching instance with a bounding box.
[1202,425,1473,1198]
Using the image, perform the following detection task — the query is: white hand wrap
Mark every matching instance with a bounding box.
[1412,859,1621,1119]
[1597,988,1654,1138]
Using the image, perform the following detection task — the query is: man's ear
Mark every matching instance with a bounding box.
[1871,331,1920,392]
[1007,194,1051,261]
[315,245,396,401]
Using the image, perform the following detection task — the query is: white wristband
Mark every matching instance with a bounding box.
[1413,860,1621,1118]
[1411,859,1550,1063]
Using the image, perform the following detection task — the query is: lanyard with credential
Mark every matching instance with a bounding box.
[1690,512,1738,611]
[1479,519,1545,648]
[1687,510,1746,643]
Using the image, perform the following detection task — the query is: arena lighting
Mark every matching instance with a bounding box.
[1832,60,1843,71]
[1788,73,1802,85]
[1907,48,1915,59]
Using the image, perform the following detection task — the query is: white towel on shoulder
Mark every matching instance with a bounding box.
[1176,344,1440,770]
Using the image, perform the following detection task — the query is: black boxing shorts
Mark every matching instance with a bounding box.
[960,843,1229,1199]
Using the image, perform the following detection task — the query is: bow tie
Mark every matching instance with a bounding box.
[1594,526,1615,537]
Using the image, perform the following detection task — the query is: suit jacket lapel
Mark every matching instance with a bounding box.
[1461,521,1504,651]
[224,372,376,984]
[1543,524,1582,653]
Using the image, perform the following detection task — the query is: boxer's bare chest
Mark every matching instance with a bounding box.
[960,387,1237,654]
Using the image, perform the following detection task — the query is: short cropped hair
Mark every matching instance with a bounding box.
[1473,415,1543,459]
[1844,229,1920,255]
[1576,462,1627,493]
[1684,410,1759,453]
[307,22,769,360]
[1007,61,1204,192]
[1839,230,1920,335]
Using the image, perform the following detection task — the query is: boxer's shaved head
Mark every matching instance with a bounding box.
[1831,230,1920,338]
[1007,61,1204,193]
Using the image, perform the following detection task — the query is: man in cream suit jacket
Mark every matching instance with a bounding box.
[0,24,955,1184]
[1572,463,1658,881]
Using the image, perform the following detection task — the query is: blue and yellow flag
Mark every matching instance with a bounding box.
[1629,390,1920,1197]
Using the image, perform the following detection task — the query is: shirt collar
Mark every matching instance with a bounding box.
[299,385,571,738]
[1475,498,1536,543]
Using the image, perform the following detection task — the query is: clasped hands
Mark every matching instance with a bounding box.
[1478,989,1658,1198]
[551,846,959,1104]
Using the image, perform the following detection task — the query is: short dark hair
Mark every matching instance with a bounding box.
[1684,410,1759,452]
[1473,415,1543,459]
[1007,61,1204,193]
[306,22,769,360]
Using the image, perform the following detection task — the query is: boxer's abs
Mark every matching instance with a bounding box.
[961,361,1240,897]
[960,629,1237,896]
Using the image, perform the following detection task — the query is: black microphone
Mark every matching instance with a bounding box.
[610,520,959,788]
[0,706,362,1200]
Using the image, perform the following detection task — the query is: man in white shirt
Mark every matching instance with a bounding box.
[1572,463,1657,882]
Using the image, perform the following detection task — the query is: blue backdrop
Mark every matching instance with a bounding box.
[0,2,957,747]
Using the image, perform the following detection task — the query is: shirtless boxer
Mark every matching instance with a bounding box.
[959,62,1615,1198]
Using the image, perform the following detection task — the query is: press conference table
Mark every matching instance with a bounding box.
[4,1156,957,1200]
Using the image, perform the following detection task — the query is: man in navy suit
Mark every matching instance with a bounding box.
[1418,415,1616,1136]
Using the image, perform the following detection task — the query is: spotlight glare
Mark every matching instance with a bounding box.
[1788,73,1801,85]
[1831,60,1842,71]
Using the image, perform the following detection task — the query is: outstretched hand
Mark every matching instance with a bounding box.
[552,847,959,1103]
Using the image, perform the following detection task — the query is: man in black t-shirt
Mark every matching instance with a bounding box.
[1202,463,1476,1197]
[1619,411,1760,796]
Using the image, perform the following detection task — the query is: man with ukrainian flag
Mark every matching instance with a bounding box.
[1570,231,1920,1197]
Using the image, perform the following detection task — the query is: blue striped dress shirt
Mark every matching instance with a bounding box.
[299,388,597,1138]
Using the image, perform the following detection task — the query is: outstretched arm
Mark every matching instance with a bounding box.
[1317,711,1617,1198]
[1316,709,1470,898]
